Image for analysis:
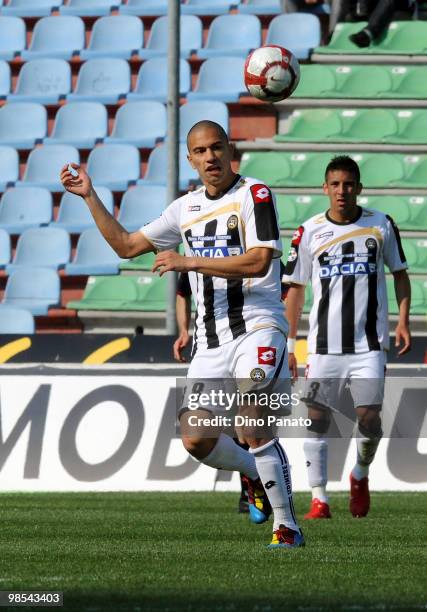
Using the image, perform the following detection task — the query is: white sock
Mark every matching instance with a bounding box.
[202,433,258,480]
[304,438,328,501]
[353,426,382,480]
[251,439,300,533]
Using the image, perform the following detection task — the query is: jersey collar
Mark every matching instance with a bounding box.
[326,206,363,226]
[204,174,241,201]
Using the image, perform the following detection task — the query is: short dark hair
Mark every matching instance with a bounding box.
[324,155,360,183]
[186,120,228,151]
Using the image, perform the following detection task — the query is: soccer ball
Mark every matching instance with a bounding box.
[244,45,300,103]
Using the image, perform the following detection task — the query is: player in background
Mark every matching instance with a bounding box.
[173,272,250,514]
[283,155,411,519]
[61,121,304,549]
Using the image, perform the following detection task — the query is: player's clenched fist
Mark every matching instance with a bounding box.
[152,251,191,276]
[60,163,93,199]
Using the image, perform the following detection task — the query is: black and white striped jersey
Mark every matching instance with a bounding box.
[282,207,407,354]
[141,174,287,350]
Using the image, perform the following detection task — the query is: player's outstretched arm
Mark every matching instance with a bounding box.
[393,269,411,356]
[60,164,155,259]
[284,283,305,382]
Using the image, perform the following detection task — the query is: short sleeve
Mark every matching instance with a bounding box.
[383,215,408,272]
[281,225,312,285]
[140,199,182,252]
[243,183,282,257]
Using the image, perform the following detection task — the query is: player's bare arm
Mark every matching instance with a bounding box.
[284,283,305,382]
[393,269,411,356]
[153,247,273,279]
[173,292,191,362]
[60,164,154,259]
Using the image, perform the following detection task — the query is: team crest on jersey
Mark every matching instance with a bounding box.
[250,368,266,382]
[227,215,238,230]
[365,238,377,249]
[258,347,276,366]
[250,184,273,204]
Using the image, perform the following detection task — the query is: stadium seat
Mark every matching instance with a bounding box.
[44,102,108,148]
[2,267,60,315]
[0,305,35,334]
[387,277,426,315]
[1,0,63,17]
[7,227,70,274]
[80,16,143,60]
[0,16,26,60]
[104,101,167,147]
[52,186,113,233]
[128,58,191,102]
[181,0,237,15]
[391,66,427,99]
[198,14,261,59]
[393,109,427,144]
[119,251,155,271]
[276,109,342,143]
[238,0,281,15]
[0,60,10,97]
[138,15,202,59]
[65,228,123,275]
[0,187,52,234]
[8,58,71,104]
[119,0,168,15]
[68,274,167,311]
[16,144,79,191]
[86,144,140,191]
[67,58,131,104]
[187,56,246,102]
[60,0,120,16]
[0,102,47,149]
[0,146,19,191]
[276,194,327,229]
[138,143,199,190]
[179,100,228,141]
[117,184,167,231]
[265,13,321,60]
[0,228,11,268]
[400,238,427,274]
[316,21,427,55]
[20,16,85,60]
[331,65,392,99]
[396,157,427,188]
[339,109,398,143]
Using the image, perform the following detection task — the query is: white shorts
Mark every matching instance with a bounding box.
[304,351,386,410]
[182,327,291,416]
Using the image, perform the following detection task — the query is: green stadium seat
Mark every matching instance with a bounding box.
[394,109,427,144]
[394,157,427,188]
[276,109,342,142]
[67,274,167,311]
[293,64,336,98]
[119,252,156,271]
[355,153,405,188]
[386,277,426,315]
[315,21,427,55]
[333,65,392,99]
[401,238,427,274]
[390,66,427,99]
[239,151,292,187]
[276,194,328,228]
[358,195,427,231]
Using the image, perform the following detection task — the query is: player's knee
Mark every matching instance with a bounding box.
[358,410,382,438]
[181,435,215,460]
[307,417,330,436]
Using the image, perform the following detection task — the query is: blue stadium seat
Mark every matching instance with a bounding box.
[65,227,122,275]
[128,58,191,102]
[87,144,140,191]
[0,102,47,149]
[44,102,108,148]
[2,267,60,315]
[51,186,113,233]
[80,16,143,59]
[8,58,71,104]
[16,144,79,191]
[182,0,237,16]
[238,0,281,15]
[2,0,63,17]
[0,146,19,191]
[138,143,199,190]
[104,101,166,147]
[0,305,35,333]
[187,56,246,102]
[0,187,52,234]
[198,14,261,58]
[119,0,168,15]
[21,16,85,60]
[117,184,167,231]
[67,58,130,103]
[179,100,228,141]
[0,228,11,268]
[0,17,26,60]
[60,0,120,16]
[266,13,321,60]
[138,15,202,59]
[7,227,70,273]
[0,60,10,97]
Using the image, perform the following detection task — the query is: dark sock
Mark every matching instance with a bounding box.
[349,28,372,48]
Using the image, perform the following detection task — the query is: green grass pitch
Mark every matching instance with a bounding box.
[0,492,425,612]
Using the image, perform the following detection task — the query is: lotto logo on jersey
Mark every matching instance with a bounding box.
[258,347,276,366]
[250,184,272,204]
[291,226,304,246]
